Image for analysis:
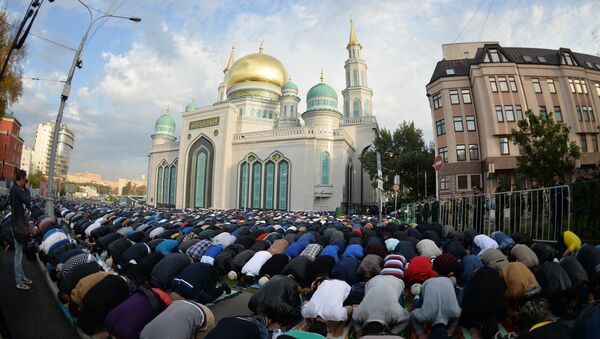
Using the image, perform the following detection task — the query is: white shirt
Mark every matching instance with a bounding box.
[474,234,499,257]
[212,232,236,248]
[149,227,165,239]
[40,232,68,254]
[301,279,351,321]
[241,250,272,277]
[84,222,101,237]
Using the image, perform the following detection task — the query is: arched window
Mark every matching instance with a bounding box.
[360,70,365,86]
[156,166,164,204]
[345,161,353,203]
[162,166,169,205]
[263,161,275,209]
[169,165,176,205]
[239,108,243,117]
[277,161,289,210]
[344,100,349,117]
[353,99,361,118]
[186,137,214,209]
[353,69,358,86]
[363,100,370,116]
[239,162,249,209]
[251,162,262,208]
[321,152,330,185]
[346,70,350,87]
[284,105,287,116]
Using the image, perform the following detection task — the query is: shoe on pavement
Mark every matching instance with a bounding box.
[16,283,30,290]
[22,276,32,284]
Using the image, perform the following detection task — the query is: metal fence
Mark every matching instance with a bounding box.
[400,185,571,242]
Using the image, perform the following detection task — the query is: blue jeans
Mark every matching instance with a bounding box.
[13,234,23,284]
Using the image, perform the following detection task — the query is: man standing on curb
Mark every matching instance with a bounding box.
[9,169,32,290]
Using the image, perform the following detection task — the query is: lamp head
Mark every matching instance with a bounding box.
[129,17,142,22]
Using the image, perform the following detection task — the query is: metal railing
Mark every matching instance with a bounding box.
[400,185,572,242]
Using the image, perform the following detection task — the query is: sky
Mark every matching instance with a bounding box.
[3,0,600,180]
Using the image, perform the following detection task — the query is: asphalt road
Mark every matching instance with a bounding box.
[0,247,253,339]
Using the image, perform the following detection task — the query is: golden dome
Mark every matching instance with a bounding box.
[225,53,289,90]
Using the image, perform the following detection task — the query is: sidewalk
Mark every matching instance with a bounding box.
[0,249,79,339]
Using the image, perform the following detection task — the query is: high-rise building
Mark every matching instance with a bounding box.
[0,112,24,180]
[32,120,75,177]
[20,146,33,176]
[427,42,600,195]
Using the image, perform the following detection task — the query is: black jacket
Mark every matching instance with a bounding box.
[248,275,301,324]
[9,184,30,226]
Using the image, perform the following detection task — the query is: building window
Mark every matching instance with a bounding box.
[498,77,509,92]
[456,144,466,161]
[462,89,472,103]
[457,175,468,190]
[156,166,164,204]
[239,162,249,209]
[589,106,596,122]
[169,165,176,205]
[449,90,460,104]
[466,116,476,131]
[353,99,361,117]
[277,161,289,210]
[432,93,442,109]
[582,80,589,94]
[496,105,504,122]
[523,55,533,62]
[547,79,556,93]
[539,106,547,118]
[484,48,508,63]
[505,105,515,122]
[436,119,446,136]
[446,68,455,75]
[500,137,510,155]
[353,69,358,86]
[554,106,563,122]
[569,79,575,93]
[263,161,275,209]
[580,135,588,152]
[508,76,518,92]
[438,147,448,163]
[532,78,542,93]
[592,135,599,152]
[563,52,576,66]
[576,105,582,121]
[251,162,262,209]
[582,106,590,121]
[490,77,498,92]
[574,79,582,94]
[514,105,523,121]
[239,108,243,117]
[440,176,449,190]
[469,144,479,160]
[595,83,600,96]
[453,116,463,132]
[471,174,481,189]
[537,56,547,63]
[321,152,330,185]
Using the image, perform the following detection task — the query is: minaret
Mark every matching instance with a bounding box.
[217,44,235,102]
[341,18,373,118]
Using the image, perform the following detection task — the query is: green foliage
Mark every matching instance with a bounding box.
[122,181,133,196]
[0,11,27,118]
[27,170,44,189]
[359,121,435,199]
[508,109,581,185]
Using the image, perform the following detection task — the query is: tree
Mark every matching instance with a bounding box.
[0,11,27,118]
[360,121,435,200]
[27,170,44,189]
[132,185,146,196]
[121,181,133,196]
[509,109,581,185]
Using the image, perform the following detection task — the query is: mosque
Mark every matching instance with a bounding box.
[147,20,379,211]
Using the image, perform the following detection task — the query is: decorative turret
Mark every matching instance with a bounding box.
[217,44,235,102]
[152,106,176,146]
[277,78,301,128]
[301,71,342,130]
[185,100,199,112]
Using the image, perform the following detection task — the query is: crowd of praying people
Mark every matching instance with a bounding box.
[4,198,600,339]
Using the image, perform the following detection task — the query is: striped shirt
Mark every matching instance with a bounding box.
[380,254,406,279]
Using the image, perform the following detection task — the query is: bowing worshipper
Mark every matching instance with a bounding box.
[472,234,499,257]
[559,255,592,307]
[118,242,151,267]
[104,287,172,339]
[267,238,289,255]
[140,299,215,339]
[228,249,256,280]
[200,244,224,265]
[206,314,270,339]
[186,239,213,262]
[248,275,302,326]
[353,275,410,336]
[70,271,110,314]
[301,277,353,337]
[404,256,438,297]
[331,255,360,286]
[480,248,509,271]
[281,255,313,287]
[410,277,461,339]
[137,251,165,280]
[500,262,541,306]
[416,239,442,259]
[76,274,132,335]
[171,262,231,304]
[299,243,323,261]
[558,230,582,257]
[510,244,539,269]
[459,267,508,339]
[258,253,291,284]
[58,261,103,304]
[305,255,336,285]
[512,298,572,339]
[357,254,383,281]
[241,250,273,284]
[150,253,191,289]
[214,243,245,275]
[535,261,573,318]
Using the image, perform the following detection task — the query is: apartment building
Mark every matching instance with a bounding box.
[427,42,600,195]
[0,112,24,180]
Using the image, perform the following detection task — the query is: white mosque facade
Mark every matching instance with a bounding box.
[147,21,379,211]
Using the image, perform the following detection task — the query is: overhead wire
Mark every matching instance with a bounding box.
[478,0,494,41]
[453,0,486,42]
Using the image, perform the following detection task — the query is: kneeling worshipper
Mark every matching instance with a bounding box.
[301,277,353,337]
[140,299,215,339]
[171,262,231,304]
[410,276,461,339]
[248,275,302,326]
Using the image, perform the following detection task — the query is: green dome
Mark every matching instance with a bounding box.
[185,101,199,111]
[282,81,298,91]
[306,83,338,101]
[154,114,176,137]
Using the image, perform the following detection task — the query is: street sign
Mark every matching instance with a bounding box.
[434,155,443,172]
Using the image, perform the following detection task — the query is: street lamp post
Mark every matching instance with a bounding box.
[45,1,140,218]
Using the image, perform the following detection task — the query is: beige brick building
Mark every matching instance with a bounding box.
[426,42,600,195]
